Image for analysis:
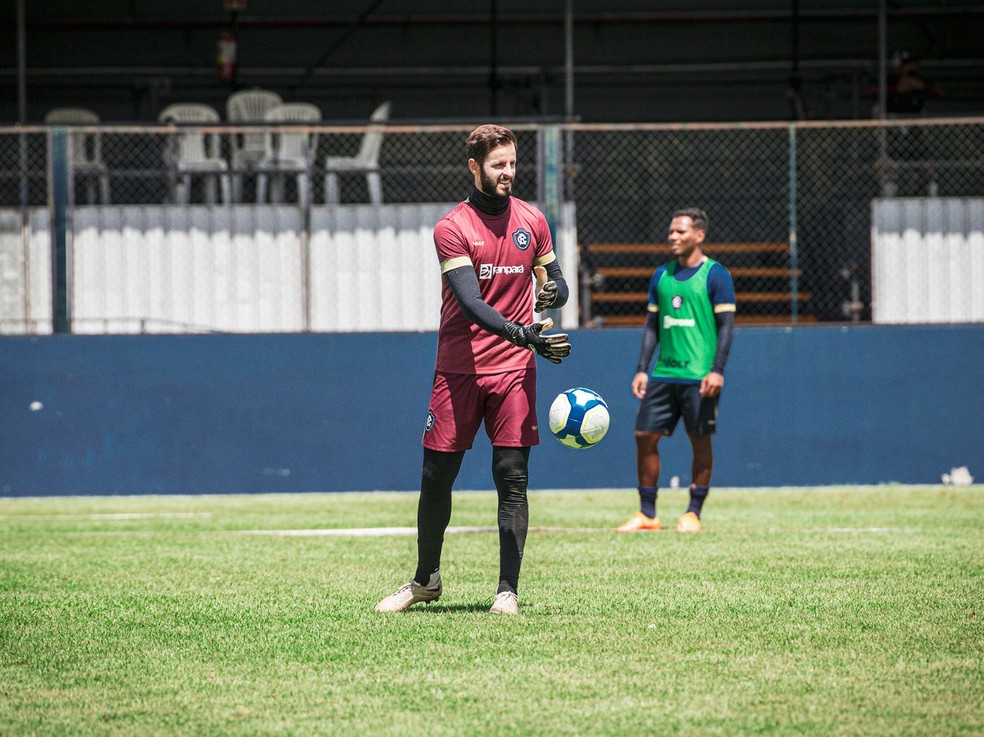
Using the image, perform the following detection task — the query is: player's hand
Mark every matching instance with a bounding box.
[533,265,558,312]
[700,371,724,397]
[632,371,649,399]
[502,317,571,364]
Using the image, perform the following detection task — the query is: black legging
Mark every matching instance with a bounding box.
[415,446,530,595]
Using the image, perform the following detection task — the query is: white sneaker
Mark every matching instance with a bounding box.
[374,573,442,612]
[490,591,519,615]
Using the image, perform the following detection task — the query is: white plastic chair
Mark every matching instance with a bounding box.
[256,102,322,207]
[158,103,231,205]
[44,107,111,204]
[324,101,391,205]
[226,88,283,202]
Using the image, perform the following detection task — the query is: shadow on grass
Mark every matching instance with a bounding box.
[418,603,495,614]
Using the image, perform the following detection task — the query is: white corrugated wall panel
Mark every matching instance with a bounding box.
[309,202,578,332]
[309,204,447,331]
[29,211,52,333]
[872,198,984,324]
[0,210,26,332]
[0,209,52,334]
[556,202,579,329]
[18,202,579,334]
[71,205,304,333]
[969,201,984,319]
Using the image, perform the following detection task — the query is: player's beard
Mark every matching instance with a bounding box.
[480,170,512,201]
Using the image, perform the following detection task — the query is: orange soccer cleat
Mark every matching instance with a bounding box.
[615,511,662,532]
[676,512,702,533]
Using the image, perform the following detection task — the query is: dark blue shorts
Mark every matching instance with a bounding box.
[635,380,719,436]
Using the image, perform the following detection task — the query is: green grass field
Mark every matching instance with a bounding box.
[1,486,981,737]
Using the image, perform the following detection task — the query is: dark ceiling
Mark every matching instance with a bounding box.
[4,1,983,123]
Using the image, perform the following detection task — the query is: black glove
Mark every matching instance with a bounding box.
[502,317,571,365]
[533,265,558,312]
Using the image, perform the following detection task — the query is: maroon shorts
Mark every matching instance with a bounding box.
[423,369,539,451]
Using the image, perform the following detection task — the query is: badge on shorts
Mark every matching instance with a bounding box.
[512,227,532,250]
[425,410,436,433]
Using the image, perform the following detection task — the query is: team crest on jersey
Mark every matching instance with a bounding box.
[512,227,532,250]
[672,294,684,310]
[425,410,436,433]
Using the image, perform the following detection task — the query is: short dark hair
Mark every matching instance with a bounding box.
[466,124,517,165]
[672,207,709,233]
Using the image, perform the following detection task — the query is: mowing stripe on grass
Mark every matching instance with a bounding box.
[0,512,212,520]
[235,525,498,536]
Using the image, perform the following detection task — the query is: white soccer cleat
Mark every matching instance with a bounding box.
[489,591,519,615]
[374,574,442,613]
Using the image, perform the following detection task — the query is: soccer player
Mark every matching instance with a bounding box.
[375,124,571,615]
[616,208,735,534]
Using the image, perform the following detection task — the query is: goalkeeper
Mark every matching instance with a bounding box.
[376,124,570,616]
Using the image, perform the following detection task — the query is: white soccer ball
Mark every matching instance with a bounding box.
[548,387,610,449]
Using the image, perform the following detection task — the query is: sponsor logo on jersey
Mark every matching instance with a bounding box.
[659,357,692,369]
[479,263,525,279]
[672,294,684,310]
[663,315,696,329]
[512,227,532,250]
[472,241,485,247]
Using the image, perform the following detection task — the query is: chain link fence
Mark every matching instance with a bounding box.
[572,118,984,326]
[2,117,982,334]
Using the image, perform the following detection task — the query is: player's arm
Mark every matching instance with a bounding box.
[701,263,737,397]
[711,311,735,376]
[444,264,571,364]
[532,256,569,312]
[632,307,659,399]
[443,263,509,335]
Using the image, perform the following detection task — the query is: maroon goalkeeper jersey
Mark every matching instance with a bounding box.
[433,197,557,375]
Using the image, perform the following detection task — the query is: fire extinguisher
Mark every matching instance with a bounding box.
[217,29,237,81]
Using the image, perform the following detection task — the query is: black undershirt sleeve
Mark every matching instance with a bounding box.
[711,310,735,375]
[635,310,660,374]
[540,259,570,309]
[444,265,510,335]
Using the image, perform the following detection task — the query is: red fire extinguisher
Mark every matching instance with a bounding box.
[217,29,237,81]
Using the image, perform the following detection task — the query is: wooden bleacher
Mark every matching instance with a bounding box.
[580,242,815,326]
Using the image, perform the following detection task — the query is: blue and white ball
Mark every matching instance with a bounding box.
[548,387,610,449]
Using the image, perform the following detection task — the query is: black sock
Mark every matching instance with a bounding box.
[687,485,709,518]
[640,486,658,519]
[414,449,463,585]
[496,581,516,595]
[493,446,530,595]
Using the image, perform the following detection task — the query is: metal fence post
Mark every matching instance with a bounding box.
[541,124,561,247]
[540,124,563,322]
[49,127,72,333]
[788,124,799,324]
[300,178,312,333]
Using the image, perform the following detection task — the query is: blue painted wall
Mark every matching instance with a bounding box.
[2,326,982,496]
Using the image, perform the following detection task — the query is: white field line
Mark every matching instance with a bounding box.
[0,512,213,520]
[235,525,903,537]
[236,526,608,537]
[236,525,498,537]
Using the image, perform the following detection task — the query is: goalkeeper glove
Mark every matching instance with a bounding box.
[533,265,558,312]
[502,317,571,365]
